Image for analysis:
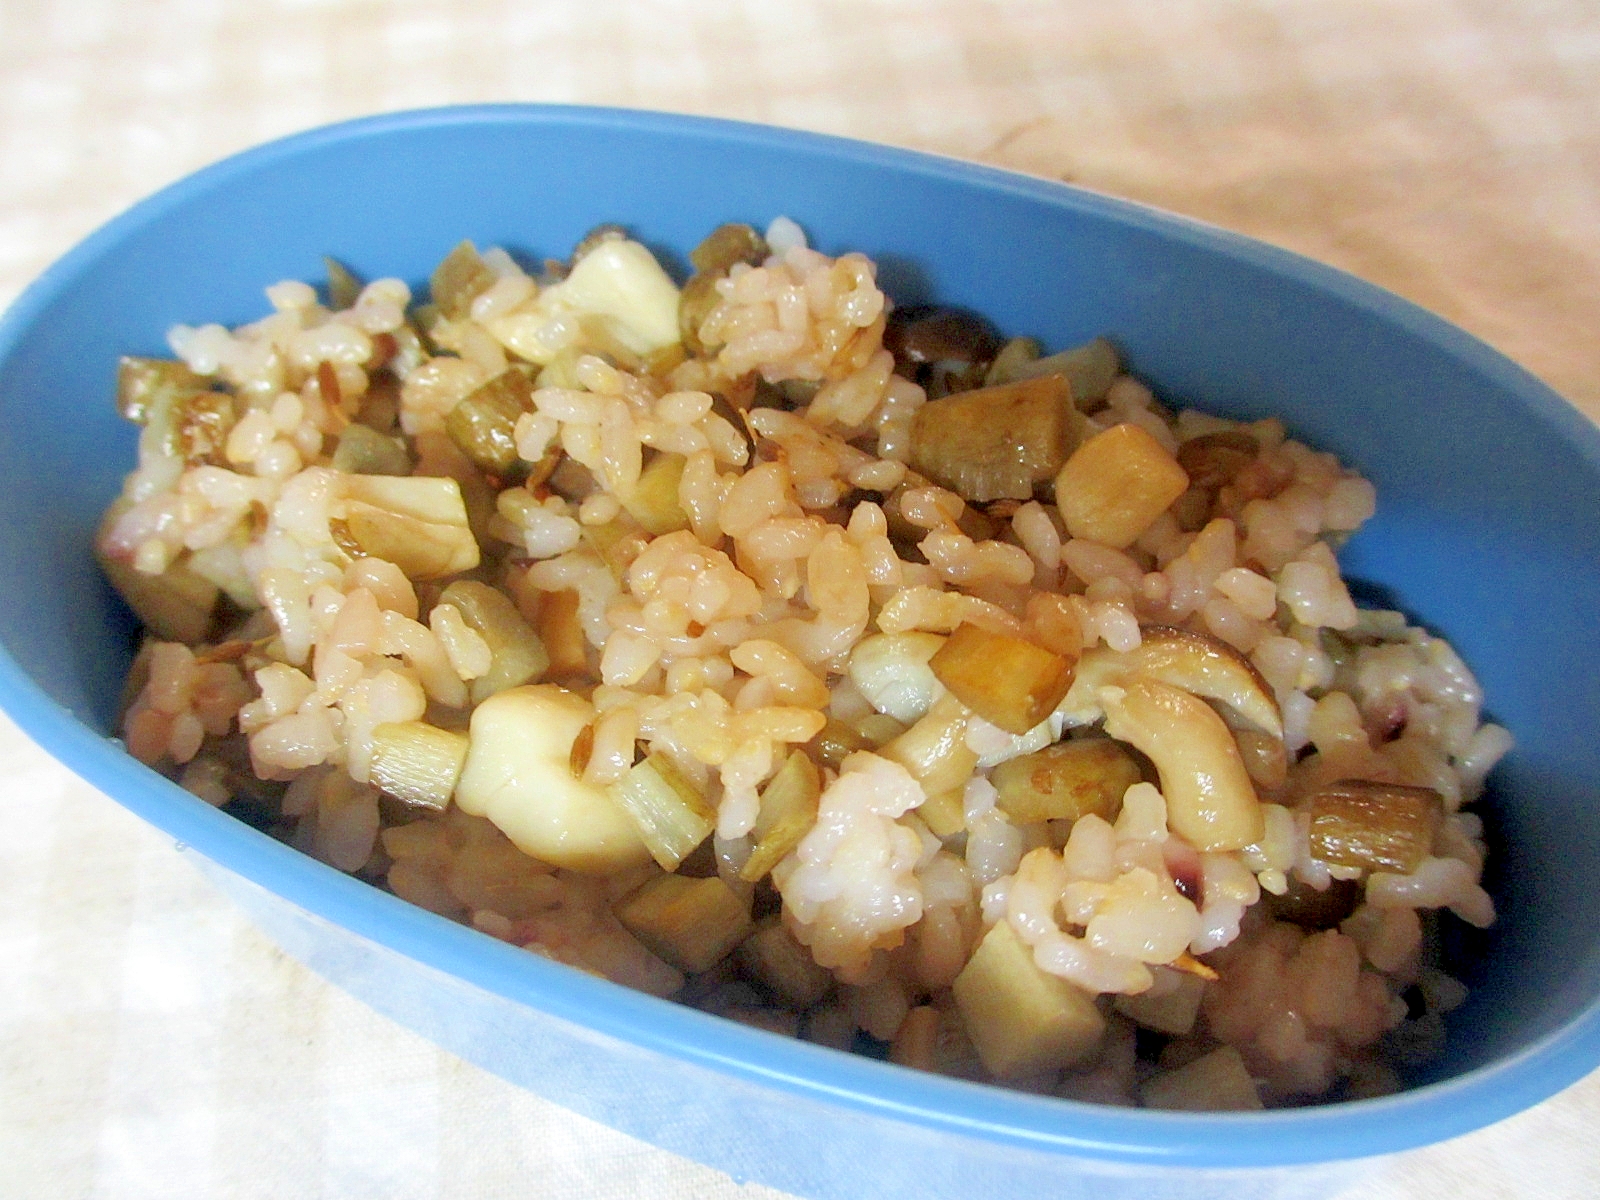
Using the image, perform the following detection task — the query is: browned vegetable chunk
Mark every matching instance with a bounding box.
[620,452,690,535]
[1054,422,1189,549]
[806,715,870,770]
[990,738,1142,824]
[1307,780,1443,874]
[331,422,411,476]
[534,587,590,686]
[430,240,498,319]
[1140,1046,1263,1111]
[98,553,219,646]
[951,919,1105,1079]
[929,622,1076,736]
[994,336,1121,410]
[445,367,536,477]
[324,256,363,311]
[908,374,1083,503]
[614,873,754,975]
[117,357,238,465]
[437,580,549,704]
[740,748,823,883]
[681,223,769,354]
[737,916,834,1010]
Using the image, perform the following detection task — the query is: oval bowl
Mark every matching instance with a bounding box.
[2,105,1599,1200]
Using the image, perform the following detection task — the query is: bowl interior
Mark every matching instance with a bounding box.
[3,105,1600,1164]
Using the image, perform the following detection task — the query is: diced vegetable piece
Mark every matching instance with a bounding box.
[737,917,834,1009]
[339,475,479,580]
[1113,968,1206,1036]
[740,749,823,882]
[121,360,236,463]
[1054,423,1189,549]
[951,919,1105,1079]
[680,224,768,354]
[614,873,755,975]
[806,716,870,770]
[331,422,411,475]
[430,240,498,319]
[354,372,401,433]
[96,513,219,643]
[620,452,690,535]
[444,367,536,477]
[881,692,979,796]
[908,374,1083,502]
[929,622,1076,736]
[1001,336,1121,408]
[368,720,469,810]
[1101,677,1264,852]
[679,271,726,355]
[1307,780,1443,874]
[990,738,1142,824]
[454,684,652,873]
[582,517,652,582]
[846,631,947,724]
[437,580,550,704]
[1140,1046,1263,1112]
[324,256,363,310]
[116,356,210,424]
[609,751,716,871]
[983,336,1041,386]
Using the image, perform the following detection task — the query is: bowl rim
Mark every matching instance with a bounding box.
[3,101,1600,1170]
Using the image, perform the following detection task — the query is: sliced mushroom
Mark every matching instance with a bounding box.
[1059,625,1282,739]
[1100,677,1265,852]
[884,305,1003,396]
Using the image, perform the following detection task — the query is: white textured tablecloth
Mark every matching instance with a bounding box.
[3,2,1599,1196]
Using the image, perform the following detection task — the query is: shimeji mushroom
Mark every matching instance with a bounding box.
[1100,677,1265,852]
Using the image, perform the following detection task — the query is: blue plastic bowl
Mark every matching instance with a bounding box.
[2,105,1598,1200]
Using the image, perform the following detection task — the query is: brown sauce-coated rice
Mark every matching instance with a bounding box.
[101,218,1509,1109]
